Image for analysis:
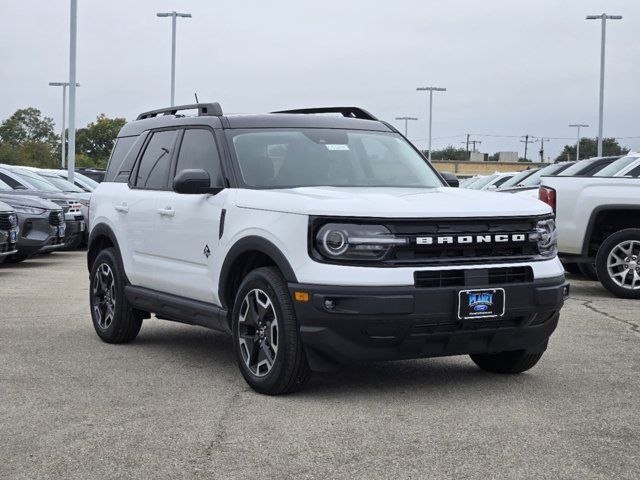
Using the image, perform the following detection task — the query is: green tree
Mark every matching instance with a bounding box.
[424,145,469,161]
[0,108,58,167]
[555,137,628,162]
[75,114,126,168]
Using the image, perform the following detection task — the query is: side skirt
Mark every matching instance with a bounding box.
[124,286,229,333]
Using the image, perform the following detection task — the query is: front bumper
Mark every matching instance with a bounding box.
[15,215,65,257]
[0,228,19,258]
[289,275,569,372]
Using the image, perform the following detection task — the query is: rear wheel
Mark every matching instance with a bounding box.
[470,350,543,374]
[595,229,640,299]
[232,267,310,395]
[63,234,83,251]
[89,248,143,343]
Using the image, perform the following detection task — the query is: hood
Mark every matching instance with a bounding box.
[0,193,60,210]
[0,200,12,213]
[0,189,76,203]
[235,186,552,218]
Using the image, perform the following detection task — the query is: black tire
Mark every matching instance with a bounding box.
[562,262,581,275]
[470,350,543,374]
[595,228,640,299]
[578,262,599,281]
[89,248,143,343]
[231,267,310,395]
[63,233,83,251]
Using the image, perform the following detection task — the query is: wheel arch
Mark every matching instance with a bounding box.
[582,205,640,257]
[87,223,122,272]
[218,236,298,312]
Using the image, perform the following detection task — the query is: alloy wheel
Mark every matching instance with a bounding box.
[606,240,640,290]
[92,263,116,329]
[238,289,279,377]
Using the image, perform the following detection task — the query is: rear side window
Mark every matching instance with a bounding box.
[175,129,223,187]
[105,136,138,183]
[625,165,640,177]
[0,172,25,189]
[133,130,179,190]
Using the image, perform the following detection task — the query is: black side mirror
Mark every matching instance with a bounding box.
[440,171,459,188]
[173,169,222,194]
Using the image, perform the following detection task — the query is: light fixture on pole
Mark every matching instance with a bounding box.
[49,82,80,169]
[394,116,418,137]
[157,11,192,106]
[68,0,78,183]
[416,87,446,162]
[586,13,622,157]
[569,124,589,161]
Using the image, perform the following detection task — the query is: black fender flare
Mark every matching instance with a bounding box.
[581,204,640,257]
[87,223,122,271]
[218,236,298,308]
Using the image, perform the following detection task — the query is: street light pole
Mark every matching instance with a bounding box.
[68,0,78,183]
[586,13,622,157]
[157,11,192,106]
[416,87,446,162]
[394,116,418,137]
[49,82,80,169]
[569,124,589,161]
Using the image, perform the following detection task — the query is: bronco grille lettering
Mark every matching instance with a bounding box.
[416,233,530,246]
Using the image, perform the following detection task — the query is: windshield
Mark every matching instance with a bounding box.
[558,159,599,176]
[40,174,84,192]
[519,163,564,186]
[468,174,499,190]
[74,172,99,189]
[0,178,12,190]
[498,169,536,189]
[227,129,444,188]
[595,156,640,177]
[11,169,61,192]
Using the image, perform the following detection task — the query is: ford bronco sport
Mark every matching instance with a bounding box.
[88,103,568,394]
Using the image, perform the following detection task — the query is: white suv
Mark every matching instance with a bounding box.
[88,104,568,394]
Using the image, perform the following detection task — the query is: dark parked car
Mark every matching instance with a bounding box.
[0,200,19,263]
[0,194,66,263]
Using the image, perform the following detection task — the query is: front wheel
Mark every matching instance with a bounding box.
[470,350,543,374]
[595,228,640,299]
[232,267,310,395]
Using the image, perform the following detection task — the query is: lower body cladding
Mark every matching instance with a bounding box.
[288,275,569,372]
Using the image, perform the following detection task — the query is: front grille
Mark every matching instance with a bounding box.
[414,266,533,288]
[0,212,16,231]
[388,218,540,265]
[49,211,63,226]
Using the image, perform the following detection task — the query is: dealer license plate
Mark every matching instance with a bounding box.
[458,288,505,320]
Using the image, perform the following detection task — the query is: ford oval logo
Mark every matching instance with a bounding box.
[473,304,489,312]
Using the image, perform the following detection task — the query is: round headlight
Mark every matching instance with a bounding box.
[319,226,349,256]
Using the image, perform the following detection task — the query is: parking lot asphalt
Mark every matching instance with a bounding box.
[1,251,639,480]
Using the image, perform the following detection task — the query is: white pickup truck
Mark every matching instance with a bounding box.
[539,176,640,298]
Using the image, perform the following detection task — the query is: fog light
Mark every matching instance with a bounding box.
[324,299,335,310]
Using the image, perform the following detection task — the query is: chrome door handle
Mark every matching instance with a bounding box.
[157,207,175,217]
[114,204,129,213]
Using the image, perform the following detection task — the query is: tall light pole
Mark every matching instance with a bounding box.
[416,87,446,162]
[395,116,418,137]
[569,124,589,160]
[68,0,78,183]
[586,13,622,157]
[157,11,192,106]
[49,82,80,168]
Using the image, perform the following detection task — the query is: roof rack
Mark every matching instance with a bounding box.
[136,103,223,120]
[271,107,378,121]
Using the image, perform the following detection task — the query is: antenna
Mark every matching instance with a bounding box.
[194,92,199,103]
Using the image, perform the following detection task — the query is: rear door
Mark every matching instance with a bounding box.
[152,127,228,304]
[123,129,180,289]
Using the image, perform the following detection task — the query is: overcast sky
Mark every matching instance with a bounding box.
[1,0,638,159]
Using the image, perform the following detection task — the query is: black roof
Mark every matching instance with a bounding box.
[119,104,393,137]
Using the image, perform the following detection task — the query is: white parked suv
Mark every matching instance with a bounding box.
[88,104,568,394]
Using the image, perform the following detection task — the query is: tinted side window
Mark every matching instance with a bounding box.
[134,130,179,189]
[625,165,640,177]
[176,129,223,186]
[0,172,25,189]
[105,136,137,183]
